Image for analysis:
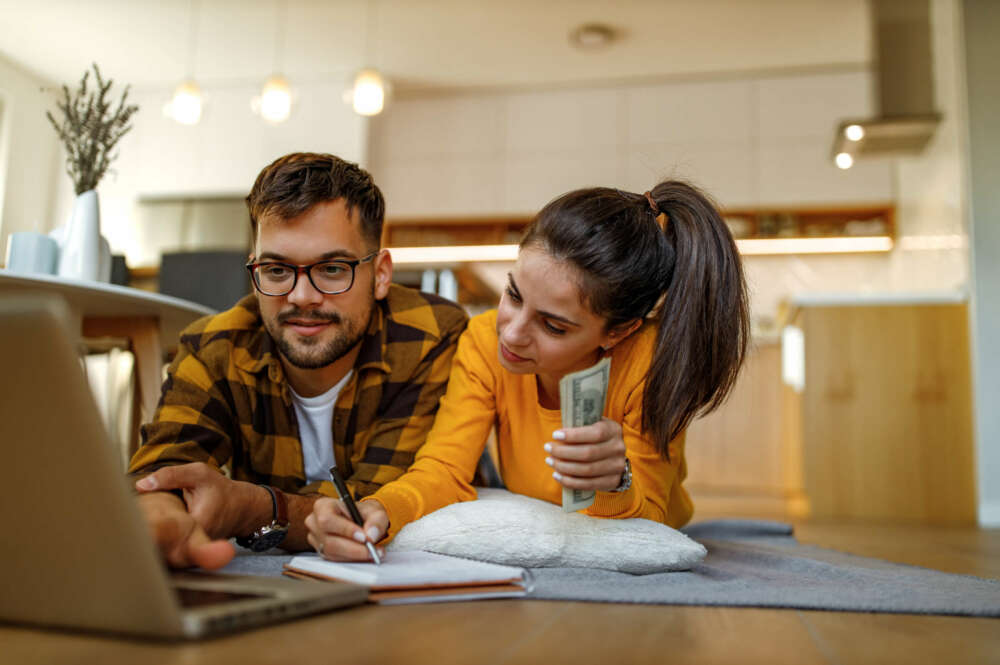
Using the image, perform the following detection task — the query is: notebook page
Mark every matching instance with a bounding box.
[287,551,525,589]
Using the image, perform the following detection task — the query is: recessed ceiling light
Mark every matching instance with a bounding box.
[569,23,617,50]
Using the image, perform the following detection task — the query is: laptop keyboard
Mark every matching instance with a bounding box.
[174,587,273,608]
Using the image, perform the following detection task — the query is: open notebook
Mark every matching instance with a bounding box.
[285,551,531,604]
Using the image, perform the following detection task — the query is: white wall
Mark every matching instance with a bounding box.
[0,53,61,251]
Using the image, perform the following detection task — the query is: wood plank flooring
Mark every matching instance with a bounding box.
[2,519,997,665]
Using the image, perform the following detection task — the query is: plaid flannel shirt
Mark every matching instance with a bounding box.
[128,284,468,499]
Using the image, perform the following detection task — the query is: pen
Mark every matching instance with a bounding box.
[328,466,382,565]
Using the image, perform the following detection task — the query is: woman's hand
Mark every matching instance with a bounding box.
[304,498,389,562]
[545,417,628,492]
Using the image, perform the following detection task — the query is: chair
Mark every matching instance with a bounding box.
[158,250,251,312]
[109,254,129,286]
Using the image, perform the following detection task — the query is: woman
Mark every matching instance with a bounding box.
[305,180,750,561]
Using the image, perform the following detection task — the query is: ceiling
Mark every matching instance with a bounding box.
[0,0,871,94]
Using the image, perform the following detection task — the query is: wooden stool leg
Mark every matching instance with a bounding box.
[127,319,164,427]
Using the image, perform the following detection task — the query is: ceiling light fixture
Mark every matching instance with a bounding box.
[569,23,618,50]
[828,2,940,165]
[257,76,293,123]
[167,81,203,125]
[165,0,204,125]
[352,69,386,116]
[835,152,854,170]
[349,0,389,117]
[253,0,293,123]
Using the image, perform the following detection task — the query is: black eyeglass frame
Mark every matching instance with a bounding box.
[245,252,379,296]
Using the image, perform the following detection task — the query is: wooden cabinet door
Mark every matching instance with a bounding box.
[685,343,808,517]
[800,304,976,523]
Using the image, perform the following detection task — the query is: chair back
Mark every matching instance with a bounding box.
[158,250,250,311]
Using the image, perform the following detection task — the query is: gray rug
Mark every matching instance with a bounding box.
[219,519,1000,617]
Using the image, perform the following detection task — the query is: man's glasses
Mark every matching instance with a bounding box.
[246,252,378,296]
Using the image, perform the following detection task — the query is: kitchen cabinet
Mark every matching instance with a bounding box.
[785,296,976,523]
[684,340,809,518]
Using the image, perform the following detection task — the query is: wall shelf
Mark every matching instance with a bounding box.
[721,204,894,240]
[382,204,896,259]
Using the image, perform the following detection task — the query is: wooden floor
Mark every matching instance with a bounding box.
[3,517,998,665]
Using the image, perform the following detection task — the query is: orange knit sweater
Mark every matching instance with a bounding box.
[368,310,693,540]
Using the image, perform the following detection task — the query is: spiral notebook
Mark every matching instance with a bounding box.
[284,551,531,604]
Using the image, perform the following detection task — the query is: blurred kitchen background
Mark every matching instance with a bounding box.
[0,0,996,526]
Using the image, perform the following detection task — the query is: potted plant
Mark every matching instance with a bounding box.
[46,63,138,282]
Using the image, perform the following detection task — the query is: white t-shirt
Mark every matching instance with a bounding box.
[289,371,353,483]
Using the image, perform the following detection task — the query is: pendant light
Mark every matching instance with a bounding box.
[253,0,293,123]
[350,0,388,116]
[257,76,293,123]
[165,0,204,125]
[168,82,203,125]
[352,69,386,116]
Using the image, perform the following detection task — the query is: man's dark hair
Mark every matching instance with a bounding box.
[245,152,385,248]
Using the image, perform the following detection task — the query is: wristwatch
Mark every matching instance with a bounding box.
[612,458,633,493]
[236,485,289,552]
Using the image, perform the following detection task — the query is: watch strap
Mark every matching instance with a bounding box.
[258,485,289,527]
[270,486,289,527]
[612,457,632,493]
[236,485,289,550]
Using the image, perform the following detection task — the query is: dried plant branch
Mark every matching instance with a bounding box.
[45,63,139,195]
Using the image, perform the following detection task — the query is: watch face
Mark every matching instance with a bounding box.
[245,524,289,553]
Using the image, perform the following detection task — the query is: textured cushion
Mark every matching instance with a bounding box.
[386,488,706,574]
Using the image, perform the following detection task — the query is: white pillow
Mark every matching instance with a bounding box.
[386,488,706,574]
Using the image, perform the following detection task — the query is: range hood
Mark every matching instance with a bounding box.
[832,0,941,166]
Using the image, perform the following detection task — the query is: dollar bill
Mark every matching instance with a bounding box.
[559,356,611,512]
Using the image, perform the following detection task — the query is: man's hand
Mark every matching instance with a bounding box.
[135,462,270,540]
[135,492,235,570]
[305,498,388,562]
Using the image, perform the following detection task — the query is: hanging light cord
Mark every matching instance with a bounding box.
[273,0,287,74]
[186,0,201,80]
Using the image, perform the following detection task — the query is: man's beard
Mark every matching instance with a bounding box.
[265,291,374,370]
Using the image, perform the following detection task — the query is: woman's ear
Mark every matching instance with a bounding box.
[601,319,642,351]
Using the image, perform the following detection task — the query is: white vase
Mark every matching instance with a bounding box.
[57,190,102,282]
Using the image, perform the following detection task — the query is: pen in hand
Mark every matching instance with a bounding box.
[328,466,382,565]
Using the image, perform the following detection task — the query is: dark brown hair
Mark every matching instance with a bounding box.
[520,181,750,460]
[245,152,385,248]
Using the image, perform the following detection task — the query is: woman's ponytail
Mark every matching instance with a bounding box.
[521,180,749,460]
[643,181,750,456]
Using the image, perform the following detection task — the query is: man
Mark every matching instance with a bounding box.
[131,153,468,570]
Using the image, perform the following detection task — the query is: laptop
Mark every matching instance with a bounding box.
[0,296,368,639]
